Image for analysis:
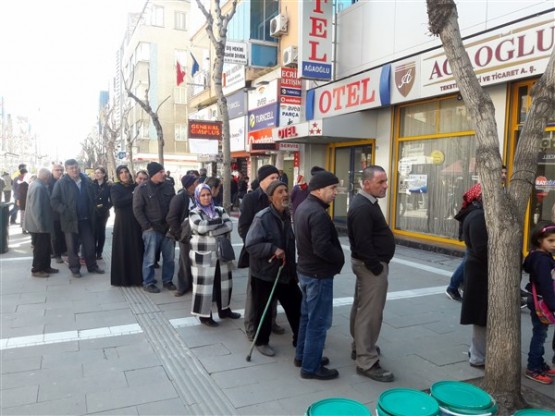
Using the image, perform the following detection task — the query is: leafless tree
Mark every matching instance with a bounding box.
[102,105,129,180]
[123,117,144,174]
[426,0,555,412]
[195,0,238,211]
[122,69,170,165]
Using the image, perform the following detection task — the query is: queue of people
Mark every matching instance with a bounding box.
[12,159,555,386]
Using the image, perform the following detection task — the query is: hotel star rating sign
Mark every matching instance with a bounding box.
[309,121,322,135]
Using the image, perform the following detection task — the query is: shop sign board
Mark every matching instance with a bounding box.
[188,120,223,140]
[390,57,422,104]
[278,142,300,151]
[248,80,278,110]
[279,104,302,127]
[248,103,279,131]
[227,90,247,119]
[298,0,333,80]
[311,66,389,119]
[421,14,554,96]
[273,120,323,141]
[224,41,248,65]
[280,68,302,105]
[230,116,246,152]
[222,63,246,96]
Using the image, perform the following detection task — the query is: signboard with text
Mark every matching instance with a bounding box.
[248,103,279,131]
[298,0,333,80]
[222,63,246,96]
[227,90,247,119]
[247,80,278,110]
[188,120,223,140]
[224,41,248,65]
[280,67,302,105]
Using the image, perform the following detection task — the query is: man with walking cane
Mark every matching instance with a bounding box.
[294,171,344,380]
[245,180,301,357]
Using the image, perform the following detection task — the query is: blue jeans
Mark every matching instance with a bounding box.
[295,274,334,374]
[527,308,548,372]
[447,252,467,291]
[142,230,175,287]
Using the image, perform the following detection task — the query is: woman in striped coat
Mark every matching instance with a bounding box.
[189,183,241,326]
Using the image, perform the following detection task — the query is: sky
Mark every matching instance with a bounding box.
[0,0,145,160]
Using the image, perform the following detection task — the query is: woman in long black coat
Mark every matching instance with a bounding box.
[460,198,488,368]
[110,165,143,286]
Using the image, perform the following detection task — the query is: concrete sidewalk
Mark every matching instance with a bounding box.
[1,220,553,415]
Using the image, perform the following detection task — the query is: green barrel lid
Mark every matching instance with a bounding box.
[431,381,493,411]
[378,388,440,416]
[307,398,371,416]
[513,410,555,416]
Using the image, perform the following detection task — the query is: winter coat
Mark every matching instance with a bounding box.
[245,205,297,284]
[93,180,112,219]
[50,173,96,234]
[523,250,555,312]
[460,205,488,326]
[166,190,194,240]
[24,180,53,233]
[132,179,175,233]
[294,194,345,278]
[238,187,270,240]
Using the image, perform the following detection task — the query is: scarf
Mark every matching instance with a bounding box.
[194,183,218,219]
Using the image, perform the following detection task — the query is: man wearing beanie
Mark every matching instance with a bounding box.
[238,164,284,340]
[167,173,199,296]
[245,180,301,357]
[290,166,325,218]
[348,165,395,382]
[294,170,344,380]
[133,162,176,293]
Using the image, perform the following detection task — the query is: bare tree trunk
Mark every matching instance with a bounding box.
[426,1,555,412]
[195,0,238,212]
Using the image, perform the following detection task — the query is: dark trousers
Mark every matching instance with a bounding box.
[9,205,18,223]
[176,241,192,293]
[94,215,109,257]
[51,220,66,257]
[252,277,301,346]
[31,233,51,272]
[65,220,97,273]
[3,190,11,203]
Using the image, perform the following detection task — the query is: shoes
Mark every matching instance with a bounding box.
[256,344,275,357]
[79,258,86,265]
[45,267,59,274]
[154,262,160,269]
[72,272,82,278]
[174,291,185,297]
[351,346,381,360]
[22,230,29,234]
[89,268,105,274]
[272,323,286,335]
[541,364,555,377]
[163,282,177,291]
[294,356,330,368]
[445,287,463,301]
[218,309,241,319]
[525,369,553,385]
[300,366,339,380]
[246,333,254,342]
[199,316,219,327]
[55,257,64,264]
[143,284,160,293]
[356,363,394,382]
[470,362,485,369]
[32,271,49,278]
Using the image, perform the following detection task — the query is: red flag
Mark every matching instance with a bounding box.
[176,61,185,86]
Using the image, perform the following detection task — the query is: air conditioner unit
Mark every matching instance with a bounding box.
[270,14,288,37]
[282,46,298,67]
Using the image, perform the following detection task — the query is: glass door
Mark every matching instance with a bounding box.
[331,143,374,224]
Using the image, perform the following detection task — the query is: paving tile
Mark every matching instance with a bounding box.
[137,398,188,415]
[124,366,171,387]
[0,384,38,408]
[78,333,146,351]
[1,365,84,390]
[1,395,86,415]
[82,352,162,377]
[1,355,41,374]
[90,405,139,415]
[41,348,106,369]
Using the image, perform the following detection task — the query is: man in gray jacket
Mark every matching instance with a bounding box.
[25,168,58,277]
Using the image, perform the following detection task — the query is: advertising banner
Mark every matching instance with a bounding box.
[188,120,222,140]
[298,0,333,80]
[248,103,279,131]
[279,104,302,126]
[230,116,246,152]
[227,90,247,119]
[222,63,246,96]
[247,80,278,110]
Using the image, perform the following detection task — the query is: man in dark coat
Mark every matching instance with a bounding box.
[25,168,57,278]
[290,166,324,218]
[167,173,198,296]
[245,180,302,357]
[348,165,395,382]
[294,171,344,380]
[238,164,281,340]
[133,162,176,293]
[51,159,104,278]
[48,163,66,263]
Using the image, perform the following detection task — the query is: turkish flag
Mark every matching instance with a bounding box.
[176,61,185,86]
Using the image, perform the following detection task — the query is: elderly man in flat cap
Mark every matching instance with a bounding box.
[133,162,176,293]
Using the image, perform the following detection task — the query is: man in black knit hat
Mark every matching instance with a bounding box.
[238,164,284,340]
[133,162,176,293]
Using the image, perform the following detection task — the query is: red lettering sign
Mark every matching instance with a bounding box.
[187,120,223,140]
[278,126,298,139]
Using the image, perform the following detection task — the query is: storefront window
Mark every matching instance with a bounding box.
[395,97,476,241]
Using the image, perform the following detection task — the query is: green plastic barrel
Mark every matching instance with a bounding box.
[513,410,555,416]
[306,398,371,416]
[430,381,496,415]
[377,388,440,416]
